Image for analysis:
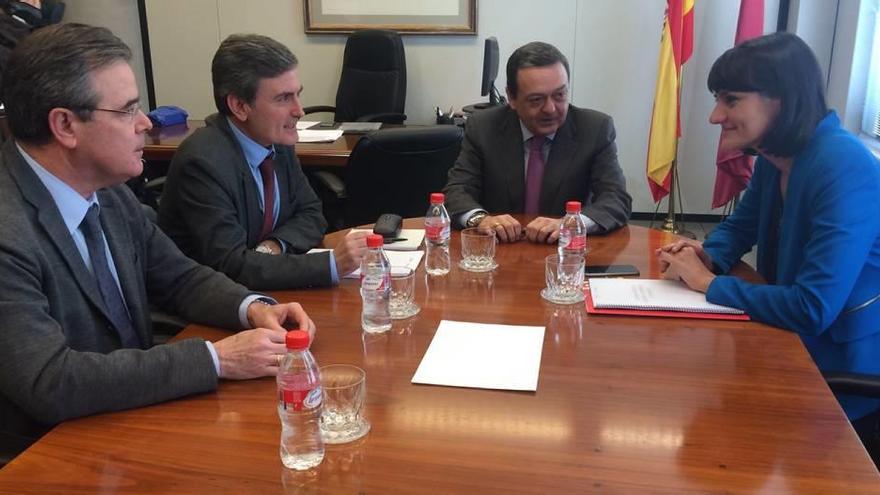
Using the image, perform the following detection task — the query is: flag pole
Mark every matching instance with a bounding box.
[660,72,683,235]
[659,76,693,237]
[659,157,680,234]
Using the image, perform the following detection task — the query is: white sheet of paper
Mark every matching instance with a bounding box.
[307,249,424,278]
[297,129,343,143]
[411,320,545,391]
[350,229,425,251]
[296,121,320,130]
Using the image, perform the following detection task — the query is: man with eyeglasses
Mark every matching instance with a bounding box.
[443,41,632,243]
[0,23,316,459]
[158,34,368,291]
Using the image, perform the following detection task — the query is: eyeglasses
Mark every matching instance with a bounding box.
[525,89,569,110]
[85,103,144,122]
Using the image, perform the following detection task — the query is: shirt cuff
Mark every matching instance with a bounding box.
[205,341,220,377]
[273,237,288,254]
[238,294,279,328]
[328,250,339,285]
[457,208,485,229]
[583,215,600,234]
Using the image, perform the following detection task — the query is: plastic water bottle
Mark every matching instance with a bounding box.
[361,234,392,333]
[558,201,588,261]
[277,330,324,471]
[424,192,451,276]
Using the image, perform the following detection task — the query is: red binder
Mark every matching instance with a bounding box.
[584,286,750,321]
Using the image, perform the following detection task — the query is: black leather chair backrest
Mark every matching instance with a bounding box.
[334,29,406,123]
[343,125,463,227]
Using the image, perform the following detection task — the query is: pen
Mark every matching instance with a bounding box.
[385,237,408,243]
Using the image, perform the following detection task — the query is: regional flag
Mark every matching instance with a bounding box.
[646,0,694,202]
[711,0,764,208]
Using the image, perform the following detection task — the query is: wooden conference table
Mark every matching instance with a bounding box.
[144,119,359,168]
[1,218,878,493]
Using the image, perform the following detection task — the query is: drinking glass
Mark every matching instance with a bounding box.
[389,266,419,319]
[540,254,585,304]
[320,365,370,444]
[459,228,497,272]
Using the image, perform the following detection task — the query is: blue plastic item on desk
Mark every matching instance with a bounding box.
[147,106,188,127]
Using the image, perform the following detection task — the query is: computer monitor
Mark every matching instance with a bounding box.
[479,37,505,106]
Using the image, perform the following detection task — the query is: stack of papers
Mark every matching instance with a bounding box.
[588,278,744,314]
[584,279,749,321]
[296,121,320,130]
[338,122,382,133]
[351,229,425,251]
[343,250,423,279]
[306,249,424,279]
[298,129,343,143]
[411,320,545,391]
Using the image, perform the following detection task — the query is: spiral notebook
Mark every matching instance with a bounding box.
[586,278,748,320]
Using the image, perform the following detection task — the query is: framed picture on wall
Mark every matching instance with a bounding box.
[304,0,476,35]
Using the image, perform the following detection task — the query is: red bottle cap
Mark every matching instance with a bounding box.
[366,234,384,248]
[565,201,582,213]
[285,330,310,350]
[430,192,445,203]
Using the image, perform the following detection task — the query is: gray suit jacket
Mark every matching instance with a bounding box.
[159,114,331,290]
[0,141,250,447]
[443,105,632,232]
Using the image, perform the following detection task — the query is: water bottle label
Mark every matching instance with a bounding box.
[568,234,586,250]
[559,229,586,250]
[425,222,450,241]
[361,273,389,291]
[280,385,323,411]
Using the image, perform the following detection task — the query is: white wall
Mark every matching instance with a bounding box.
[825,0,876,134]
[63,0,149,111]
[142,0,787,215]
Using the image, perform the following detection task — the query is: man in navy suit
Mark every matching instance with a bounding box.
[159,34,368,290]
[443,42,631,243]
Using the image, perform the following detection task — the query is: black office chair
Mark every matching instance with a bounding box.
[824,372,880,398]
[824,371,880,466]
[316,125,462,228]
[304,29,407,124]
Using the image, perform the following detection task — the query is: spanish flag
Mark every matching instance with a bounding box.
[646,0,694,202]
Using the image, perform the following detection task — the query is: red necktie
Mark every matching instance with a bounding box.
[258,155,276,241]
[524,136,546,214]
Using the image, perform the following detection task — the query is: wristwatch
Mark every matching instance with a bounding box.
[466,211,488,229]
[254,243,273,254]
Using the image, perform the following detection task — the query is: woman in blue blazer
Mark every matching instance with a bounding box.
[658,32,880,456]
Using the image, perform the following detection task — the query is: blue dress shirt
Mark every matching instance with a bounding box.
[227,118,339,283]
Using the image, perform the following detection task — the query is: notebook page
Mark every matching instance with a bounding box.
[588,278,744,314]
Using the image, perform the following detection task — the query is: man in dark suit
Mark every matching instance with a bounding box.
[159,34,367,291]
[0,24,316,458]
[443,42,632,243]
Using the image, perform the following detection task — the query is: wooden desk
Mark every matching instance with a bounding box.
[144,120,360,168]
[1,220,877,493]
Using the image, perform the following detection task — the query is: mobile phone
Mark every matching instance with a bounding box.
[584,264,640,277]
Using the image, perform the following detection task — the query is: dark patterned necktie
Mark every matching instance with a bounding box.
[80,204,140,348]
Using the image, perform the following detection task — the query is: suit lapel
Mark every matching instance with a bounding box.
[211,115,264,246]
[275,149,292,221]
[97,190,149,346]
[3,143,116,329]
[541,112,577,214]
[500,110,527,212]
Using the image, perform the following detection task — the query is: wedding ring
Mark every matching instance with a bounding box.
[492,223,502,229]
[275,354,281,366]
